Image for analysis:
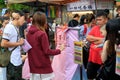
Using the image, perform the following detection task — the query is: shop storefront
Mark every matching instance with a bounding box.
[62,0,114,24]
[5,0,116,24]
[7,0,80,25]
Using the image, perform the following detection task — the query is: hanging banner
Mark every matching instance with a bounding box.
[96,0,114,10]
[67,0,95,11]
[52,27,81,80]
[45,6,48,17]
[48,6,50,17]
[56,6,61,18]
[8,0,62,4]
[51,6,55,18]
[55,26,67,49]
[74,41,83,65]
[49,6,55,18]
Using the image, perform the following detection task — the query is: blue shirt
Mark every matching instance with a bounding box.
[79,25,91,41]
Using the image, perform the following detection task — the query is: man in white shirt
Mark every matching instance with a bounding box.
[1,10,25,80]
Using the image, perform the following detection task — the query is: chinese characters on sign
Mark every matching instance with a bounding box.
[67,0,114,11]
[96,0,114,10]
[67,0,95,11]
[74,41,83,65]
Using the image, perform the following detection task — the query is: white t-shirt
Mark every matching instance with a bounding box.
[2,22,22,66]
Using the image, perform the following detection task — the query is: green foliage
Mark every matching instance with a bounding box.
[9,4,31,10]
[116,0,120,2]
[0,0,31,11]
[0,0,6,9]
[0,0,5,4]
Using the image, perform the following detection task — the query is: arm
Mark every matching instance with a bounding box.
[40,33,61,55]
[79,25,85,40]
[101,40,108,63]
[86,35,103,45]
[1,25,24,47]
[1,38,24,47]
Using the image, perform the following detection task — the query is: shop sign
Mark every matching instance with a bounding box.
[74,41,83,65]
[116,45,120,76]
[96,0,114,10]
[67,0,95,11]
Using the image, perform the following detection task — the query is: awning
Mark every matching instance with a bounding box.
[8,0,80,5]
[39,0,80,4]
[8,0,35,4]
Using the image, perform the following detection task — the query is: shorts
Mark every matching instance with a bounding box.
[30,73,54,80]
[7,62,24,80]
[87,62,101,79]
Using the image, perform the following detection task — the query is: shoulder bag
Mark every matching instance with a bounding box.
[0,26,19,67]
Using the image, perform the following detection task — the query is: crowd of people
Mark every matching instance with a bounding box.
[0,6,120,80]
[0,9,64,80]
[66,8,120,80]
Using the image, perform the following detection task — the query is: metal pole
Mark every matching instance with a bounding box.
[112,0,115,18]
[80,65,83,80]
[94,0,97,14]
[60,5,63,24]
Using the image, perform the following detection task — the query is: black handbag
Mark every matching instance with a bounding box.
[83,41,90,68]
[96,53,116,80]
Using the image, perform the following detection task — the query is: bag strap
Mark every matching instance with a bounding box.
[10,26,19,52]
[11,46,17,52]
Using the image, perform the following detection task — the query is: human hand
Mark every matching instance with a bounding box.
[94,38,103,45]
[59,44,65,51]
[21,55,27,62]
[18,38,24,46]
[93,45,97,48]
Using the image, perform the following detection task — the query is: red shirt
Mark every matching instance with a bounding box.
[88,26,104,64]
[27,25,61,74]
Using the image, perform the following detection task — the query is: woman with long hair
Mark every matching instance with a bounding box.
[101,18,120,80]
[26,12,63,80]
